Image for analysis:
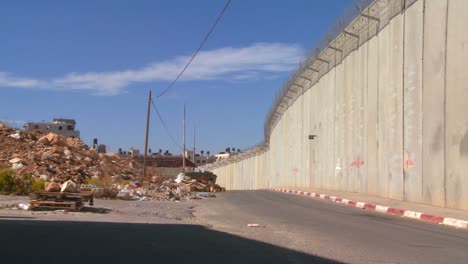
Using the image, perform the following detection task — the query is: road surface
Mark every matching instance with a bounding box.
[1,191,467,264]
[193,190,468,263]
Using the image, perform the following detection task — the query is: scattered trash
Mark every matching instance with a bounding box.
[9,157,24,164]
[196,192,216,198]
[11,163,24,170]
[8,132,20,139]
[64,149,71,159]
[175,173,190,183]
[117,190,131,200]
[54,210,66,213]
[247,224,262,227]
[18,203,30,210]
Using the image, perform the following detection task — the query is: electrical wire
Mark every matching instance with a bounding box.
[156,0,232,98]
[151,99,183,150]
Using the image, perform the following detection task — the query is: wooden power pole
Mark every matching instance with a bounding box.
[193,126,196,162]
[182,102,186,173]
[143,90,151,179]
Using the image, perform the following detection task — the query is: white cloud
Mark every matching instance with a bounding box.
[0,72,45,88]
[0,118,27,128]
[0,42,303,96]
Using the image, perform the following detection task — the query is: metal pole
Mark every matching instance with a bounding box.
[143,90,151,179]
[182,102,186,173]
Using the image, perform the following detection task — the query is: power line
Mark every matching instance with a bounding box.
[150,99,183,150]
[156,0,232,98]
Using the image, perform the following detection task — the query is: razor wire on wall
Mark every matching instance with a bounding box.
[203,0,417,171]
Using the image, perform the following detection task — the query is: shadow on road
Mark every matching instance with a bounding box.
[0,219,341,264]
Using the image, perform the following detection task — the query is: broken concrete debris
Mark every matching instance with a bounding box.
[0,125,142,184]
[1,123,225,204]
[115,174,224,201]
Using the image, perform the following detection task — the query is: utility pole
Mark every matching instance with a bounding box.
[193,126,196,162]
[182,102,186,173]
[143,90,151,179]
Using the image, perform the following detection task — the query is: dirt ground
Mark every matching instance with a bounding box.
[0,194,199,224]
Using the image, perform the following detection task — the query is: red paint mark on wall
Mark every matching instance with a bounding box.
[292,167,299,173]
[351,160,365,167]
[406,160,414,169]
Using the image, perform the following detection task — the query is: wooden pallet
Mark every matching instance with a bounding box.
[30,200,83,211]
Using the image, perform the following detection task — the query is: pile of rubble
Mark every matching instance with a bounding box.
[0,123,142,184]
[0,123,225,202]
[114,173,224,201]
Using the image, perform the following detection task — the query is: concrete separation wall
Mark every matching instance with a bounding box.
[205,0,468,211]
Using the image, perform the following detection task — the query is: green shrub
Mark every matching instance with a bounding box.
[0,169,16,194]
[30,178,45,192]
[0,169,45,195]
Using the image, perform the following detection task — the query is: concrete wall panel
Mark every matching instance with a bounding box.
[403,0,423,202]
[334,62,345,189]
[367,35,379,196]
[377,22,390,197]
[209,0,468,211]
[445,0,468,210]
[358,41,369,193]
[303,88,311,187]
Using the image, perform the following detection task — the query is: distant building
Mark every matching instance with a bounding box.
[24,118,80,138]
[215,152,231,161]
[97,144,107,154]
[135,156,197,178]
[185,150,216,166]
[128,148,140,157]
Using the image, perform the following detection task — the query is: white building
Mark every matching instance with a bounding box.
[24,118,80,138]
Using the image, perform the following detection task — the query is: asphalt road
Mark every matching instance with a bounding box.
[1,191,467,264]
[193,190,468,264]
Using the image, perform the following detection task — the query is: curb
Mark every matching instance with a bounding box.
[269,187,468,231]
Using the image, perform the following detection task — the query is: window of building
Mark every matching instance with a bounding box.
[58,126,63,130]
[33,125,39,129]
[67,125,73,131]
[46,126,50,130]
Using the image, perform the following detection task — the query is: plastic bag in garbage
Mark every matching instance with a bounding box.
[117,190,131,200]
[18,203,30,210]
[175,173,183,183]
[9,132,20,140]
[196,192,216,198]
[12,163,24,170]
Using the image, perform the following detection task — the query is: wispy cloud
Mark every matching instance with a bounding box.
[0,42,303,96]
[0,118,27,128]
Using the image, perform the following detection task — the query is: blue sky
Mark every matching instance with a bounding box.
[0,0,353,155]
